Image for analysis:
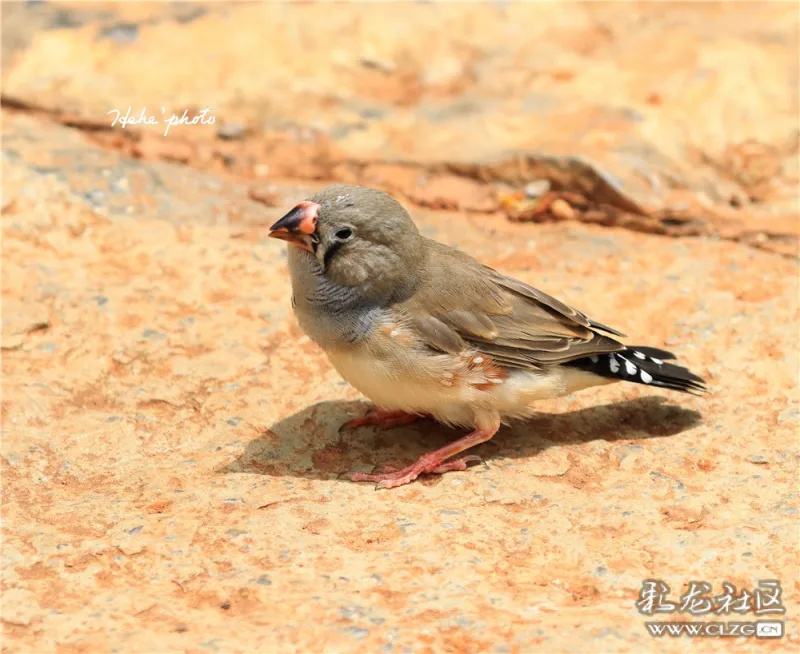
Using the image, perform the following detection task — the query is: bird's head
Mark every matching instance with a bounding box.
[269,185,424,297]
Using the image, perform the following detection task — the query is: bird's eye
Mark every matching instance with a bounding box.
[334,227,354,241]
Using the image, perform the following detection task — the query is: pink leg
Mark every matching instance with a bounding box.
[341,407,425,431]
[349,417,499,489]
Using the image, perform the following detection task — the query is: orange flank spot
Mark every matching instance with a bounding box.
[466,353,508,391]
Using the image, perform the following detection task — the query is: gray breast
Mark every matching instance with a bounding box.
[288,248,380,350]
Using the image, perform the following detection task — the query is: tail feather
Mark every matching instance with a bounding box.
[565,345,707,396]
[623,345,677,361]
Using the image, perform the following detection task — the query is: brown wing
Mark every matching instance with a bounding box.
[396,239,626,369]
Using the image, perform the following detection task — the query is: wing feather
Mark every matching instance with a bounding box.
[396,238,626,368]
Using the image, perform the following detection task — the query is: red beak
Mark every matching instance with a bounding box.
[268,201,320,252]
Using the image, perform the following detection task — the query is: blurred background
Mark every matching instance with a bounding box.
[3,0,798,253]
[2,3,798,653]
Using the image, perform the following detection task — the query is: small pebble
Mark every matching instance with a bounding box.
[98,23,139,45]
[217,122,246,141]
[524,179,551,198]
[550,198,575,220]
[358,56,396,73]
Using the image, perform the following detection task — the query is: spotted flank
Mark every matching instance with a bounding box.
[565,345,707,395]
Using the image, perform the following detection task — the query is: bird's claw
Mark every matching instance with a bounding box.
[347,454,487,489]
[431,454,486,473]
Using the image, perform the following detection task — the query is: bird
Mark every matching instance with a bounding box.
[268,184,706,488]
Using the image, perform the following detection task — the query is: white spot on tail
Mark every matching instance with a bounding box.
[625,360,637,375]
[651,358,663,365]
[641,370,653,384]
[590,355,599,363]
[633,351,646,360]
[609,356,620,373]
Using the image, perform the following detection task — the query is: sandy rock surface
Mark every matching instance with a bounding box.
[3,111,798,653]
[1,3,798,653]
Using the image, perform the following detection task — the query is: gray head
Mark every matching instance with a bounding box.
[269,185,425,299]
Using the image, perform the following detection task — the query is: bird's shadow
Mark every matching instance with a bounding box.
[219,396,702,483]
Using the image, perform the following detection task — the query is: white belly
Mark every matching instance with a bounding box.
[325,349,612,428]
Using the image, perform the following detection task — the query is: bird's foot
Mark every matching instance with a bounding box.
[341,408,424,431]
[350,454,485,489]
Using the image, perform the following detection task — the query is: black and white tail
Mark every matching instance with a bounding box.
[566,346,707,395]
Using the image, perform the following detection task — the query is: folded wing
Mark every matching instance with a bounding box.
[397,239,626,369]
